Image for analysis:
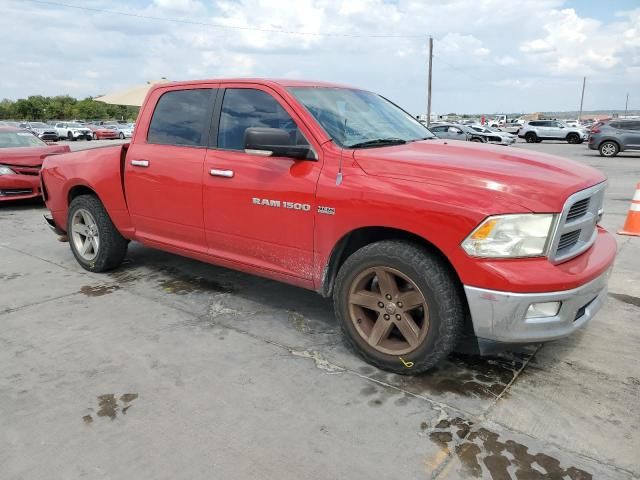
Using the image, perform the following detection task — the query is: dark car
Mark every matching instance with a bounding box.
[588,120,640,157]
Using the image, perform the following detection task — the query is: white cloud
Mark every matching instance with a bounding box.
[0,0,638,114]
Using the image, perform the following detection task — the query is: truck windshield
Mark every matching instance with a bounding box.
[288,87,434,148]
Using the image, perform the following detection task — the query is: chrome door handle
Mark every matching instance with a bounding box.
[131,159,149,167]
[210,169,234,178]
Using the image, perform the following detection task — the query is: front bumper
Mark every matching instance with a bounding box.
[0,175,40,201]
[464,267,612,343]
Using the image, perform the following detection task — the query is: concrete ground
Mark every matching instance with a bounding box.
[1,139,639,479]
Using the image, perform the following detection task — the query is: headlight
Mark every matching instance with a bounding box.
[0,165,16,175]
[461,214,556,258]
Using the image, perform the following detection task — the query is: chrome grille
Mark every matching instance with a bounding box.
[549,182,606,264]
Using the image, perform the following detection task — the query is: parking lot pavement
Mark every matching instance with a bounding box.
[1,142,639,479]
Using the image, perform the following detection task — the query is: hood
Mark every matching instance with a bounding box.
[353,140,605,212]
[0,145,71,167]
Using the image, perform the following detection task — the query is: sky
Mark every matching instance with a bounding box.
[2,0,639,115]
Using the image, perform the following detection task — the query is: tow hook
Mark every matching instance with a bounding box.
[43,214,68,242]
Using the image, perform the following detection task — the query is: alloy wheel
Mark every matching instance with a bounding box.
[71,208,100,261]
[601,143,617,157]
[348,266,430,355]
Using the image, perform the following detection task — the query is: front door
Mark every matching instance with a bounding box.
[125,86,217,252]
[203,85,322,280]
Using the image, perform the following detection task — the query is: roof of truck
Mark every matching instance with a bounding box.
[150,78,358,90]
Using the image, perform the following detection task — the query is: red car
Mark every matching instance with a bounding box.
[0,127,70,201]
[40,79,616,373]
[86,124,119,140]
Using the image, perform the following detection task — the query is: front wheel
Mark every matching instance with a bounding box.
[67,131,75,141]
[525,132,537,143]
[566,133,580,144]
[333,241,464,374]
[67,195,128,272]
[470,137,483,143]
[119,132,125,139]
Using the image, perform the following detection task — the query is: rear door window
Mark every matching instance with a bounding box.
[147,89,215,147]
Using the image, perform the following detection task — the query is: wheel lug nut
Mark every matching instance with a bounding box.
[377,302,384,308]
[385,294,392,300]
[356,318,362,324]
[396,314,401,320]
[397,302,403,308]
[383,314,390,320]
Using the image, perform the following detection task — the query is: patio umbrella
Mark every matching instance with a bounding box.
[95,79,170,107]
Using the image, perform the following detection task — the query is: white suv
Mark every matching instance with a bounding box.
[54,122,92,141]
[518,120,589,144]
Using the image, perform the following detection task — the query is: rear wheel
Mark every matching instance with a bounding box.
[333,241,464,374]
[68,195,128,272]
[470,137,483,143]
[566,133,580,144]
[119,132,125,139]
[525,132,537,143]
[599,141,619,157]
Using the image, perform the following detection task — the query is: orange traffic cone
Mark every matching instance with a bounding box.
[618,183,640,236]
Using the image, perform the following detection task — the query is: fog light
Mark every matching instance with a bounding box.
[526,301,561,319]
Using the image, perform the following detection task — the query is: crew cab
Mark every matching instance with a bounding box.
[40,79,616,374]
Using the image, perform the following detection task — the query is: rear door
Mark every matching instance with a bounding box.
[619,121,640,149]
[202,85,322,280]
[124,85,217,253]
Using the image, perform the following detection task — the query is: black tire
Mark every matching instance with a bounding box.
[333,240,464,375]
[67,194,128,272]
[566,133,580,144]
[599,141,619,157]
[470,137,483,143]
[119,132,125,139]
[535,138,543,143]
[67,131,74,141]
[525,132,537,143]
[86,136,92,141]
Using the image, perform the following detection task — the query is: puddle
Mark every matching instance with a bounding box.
[108,264,233,295]
[80,285,120,297]
[363,353,526,399]
[609,292,640,308]
[84,393,138,423]
[427,416,592,479]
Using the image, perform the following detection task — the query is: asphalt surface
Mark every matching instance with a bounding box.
[1,138,639,479]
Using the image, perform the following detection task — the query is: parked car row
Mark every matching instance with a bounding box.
[6,121,135,141]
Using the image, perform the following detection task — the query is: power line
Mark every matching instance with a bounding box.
[22,0,427,38]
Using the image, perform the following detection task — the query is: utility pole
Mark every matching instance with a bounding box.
[578,76,586,121]
[625,93,629,117]
[427,36,433,127]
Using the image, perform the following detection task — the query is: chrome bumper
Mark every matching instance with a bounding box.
[464,268,612,343]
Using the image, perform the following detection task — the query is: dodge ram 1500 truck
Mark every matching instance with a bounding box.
[41,79,617,374]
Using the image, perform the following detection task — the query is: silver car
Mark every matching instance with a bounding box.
[469,125,516,145]
[518,120,588,144]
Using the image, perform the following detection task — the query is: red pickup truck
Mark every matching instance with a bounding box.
[41,79,616,374]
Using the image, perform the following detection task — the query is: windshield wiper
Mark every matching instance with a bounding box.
[347,138,407,149]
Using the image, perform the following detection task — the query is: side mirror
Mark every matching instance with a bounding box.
[244,127,314,160]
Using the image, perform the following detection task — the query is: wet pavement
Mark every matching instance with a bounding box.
[1,142,639,479]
